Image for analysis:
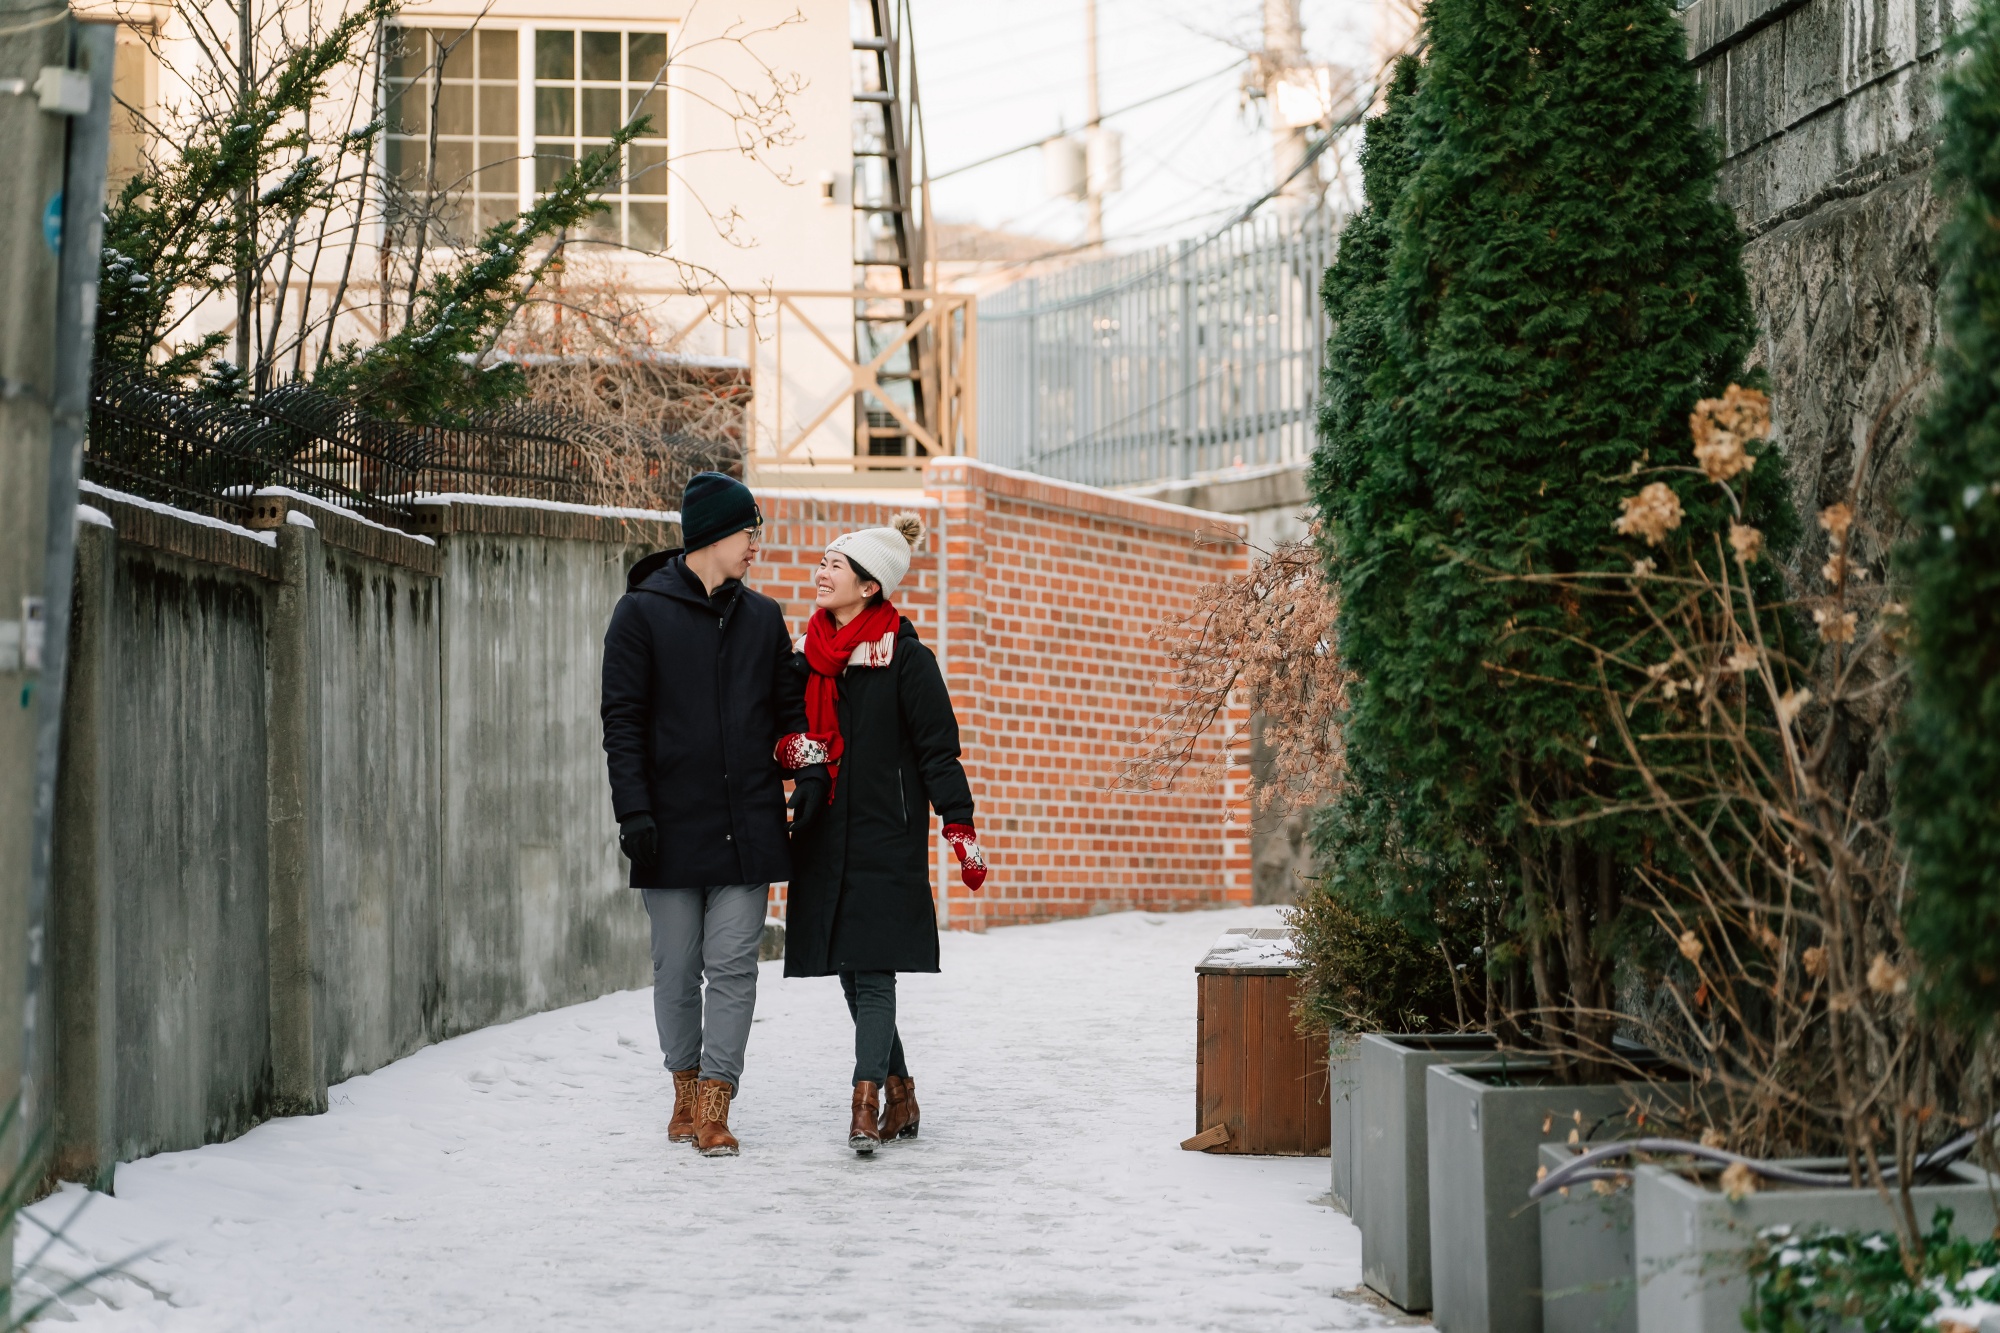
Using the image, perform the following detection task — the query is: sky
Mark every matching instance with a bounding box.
[906,0,1405,255]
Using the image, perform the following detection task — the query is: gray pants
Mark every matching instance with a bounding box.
[642,884,768,1091]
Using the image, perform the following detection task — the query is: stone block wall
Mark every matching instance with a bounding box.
[1685,0,1955,546]
[1682,0,1959,803]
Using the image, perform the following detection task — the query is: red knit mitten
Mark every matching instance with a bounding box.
[942,823,987,892]
[775,732,832,770]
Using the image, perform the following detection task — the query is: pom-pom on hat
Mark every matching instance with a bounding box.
[827,512,924,598]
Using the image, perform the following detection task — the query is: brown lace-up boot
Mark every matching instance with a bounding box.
[694,1079,739,1157]
[879,1075,920,1141]
[668,1068,700,1143]
[849,1081,883,1155]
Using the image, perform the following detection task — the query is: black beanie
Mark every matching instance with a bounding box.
[679,472,761,553]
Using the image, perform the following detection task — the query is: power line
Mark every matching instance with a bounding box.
[916,0,1166,59]
[969,65,1383,300]
[929,59,1246,181]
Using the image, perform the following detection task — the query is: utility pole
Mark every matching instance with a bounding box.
[1,2,113,1273]
[1,0,84,1165]
[1262,0,1317,218]
[1083,0,1103,249]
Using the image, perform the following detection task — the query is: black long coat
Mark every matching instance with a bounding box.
[784,618,974,977]
[600,551,806,889]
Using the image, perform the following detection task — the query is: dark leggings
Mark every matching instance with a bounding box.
[839,970,910,1086]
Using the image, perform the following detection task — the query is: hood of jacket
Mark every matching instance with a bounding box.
[626,548,683,592]
[627,549,747,612]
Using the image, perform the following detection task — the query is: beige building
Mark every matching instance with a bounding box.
[94,0,933,473]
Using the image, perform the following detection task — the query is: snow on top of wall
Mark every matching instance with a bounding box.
[751,488,942,508]
[416,492,680,524]
[245,485,434,545]
[285,509,316,529]
[79,480,278,547]
[74,504,113,529]
[937,457,1250,530]
[479,350,750,371]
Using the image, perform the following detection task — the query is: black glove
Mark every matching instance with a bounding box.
[788,765,829,840]
[619,812,658,866]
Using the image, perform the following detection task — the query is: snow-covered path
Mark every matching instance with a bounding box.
[21,907,1375,1330]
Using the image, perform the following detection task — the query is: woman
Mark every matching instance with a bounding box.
[775,513,987,1155]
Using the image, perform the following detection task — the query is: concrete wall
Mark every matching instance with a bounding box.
[434,508,660,1034]
[92,522,275,1165]
[50,487,678,1183]
[1127,462,1314,552]
[312,534,445,1087]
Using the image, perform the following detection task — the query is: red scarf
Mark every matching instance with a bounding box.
[801,600,901,796]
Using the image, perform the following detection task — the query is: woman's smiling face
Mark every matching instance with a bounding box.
[814,551,878,619]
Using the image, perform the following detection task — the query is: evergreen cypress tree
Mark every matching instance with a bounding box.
[1316,0,1795,1060]
[1310,58,1472,933]
[1896,0,2000,1031]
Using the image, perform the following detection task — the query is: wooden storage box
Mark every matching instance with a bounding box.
[1192,927,1330,1156]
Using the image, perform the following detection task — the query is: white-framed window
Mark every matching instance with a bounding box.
[383,27,522,242]
[533,29,669,251]
[381,24,669,251]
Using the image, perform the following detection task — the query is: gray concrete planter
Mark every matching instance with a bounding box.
[1539,1142,1637,1333]
[1329,1035,1359,1215]
[1428,1062,1676,1333]
[1633,1159,2000,1333]
[1356,1032,1499,1311]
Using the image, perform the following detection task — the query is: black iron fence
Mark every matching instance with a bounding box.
[85,370,732,530]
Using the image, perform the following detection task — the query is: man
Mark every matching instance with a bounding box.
[600,471,828,1157]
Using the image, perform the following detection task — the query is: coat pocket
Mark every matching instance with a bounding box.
[896,770,908,829]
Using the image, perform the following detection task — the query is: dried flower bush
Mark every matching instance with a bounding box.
[1518,383,1993,1248]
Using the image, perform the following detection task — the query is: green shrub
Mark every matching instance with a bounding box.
[1895,0,2000,1033]
[1745,1209,2000,1333]
[1287,886,1480,1035]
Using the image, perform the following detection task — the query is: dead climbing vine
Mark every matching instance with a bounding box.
[1117,536,1350,817]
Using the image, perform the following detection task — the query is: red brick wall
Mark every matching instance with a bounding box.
[752,459,1251,930]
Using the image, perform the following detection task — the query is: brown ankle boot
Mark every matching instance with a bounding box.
[879,1074,920,1141]
[668,1068,700,1143]
[694,1079,739,1157]
[849,1082,883,1155]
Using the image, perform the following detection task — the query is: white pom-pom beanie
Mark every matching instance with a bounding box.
[827,512,924,598]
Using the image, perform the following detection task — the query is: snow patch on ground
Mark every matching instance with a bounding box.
[19,907,1371,1331]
